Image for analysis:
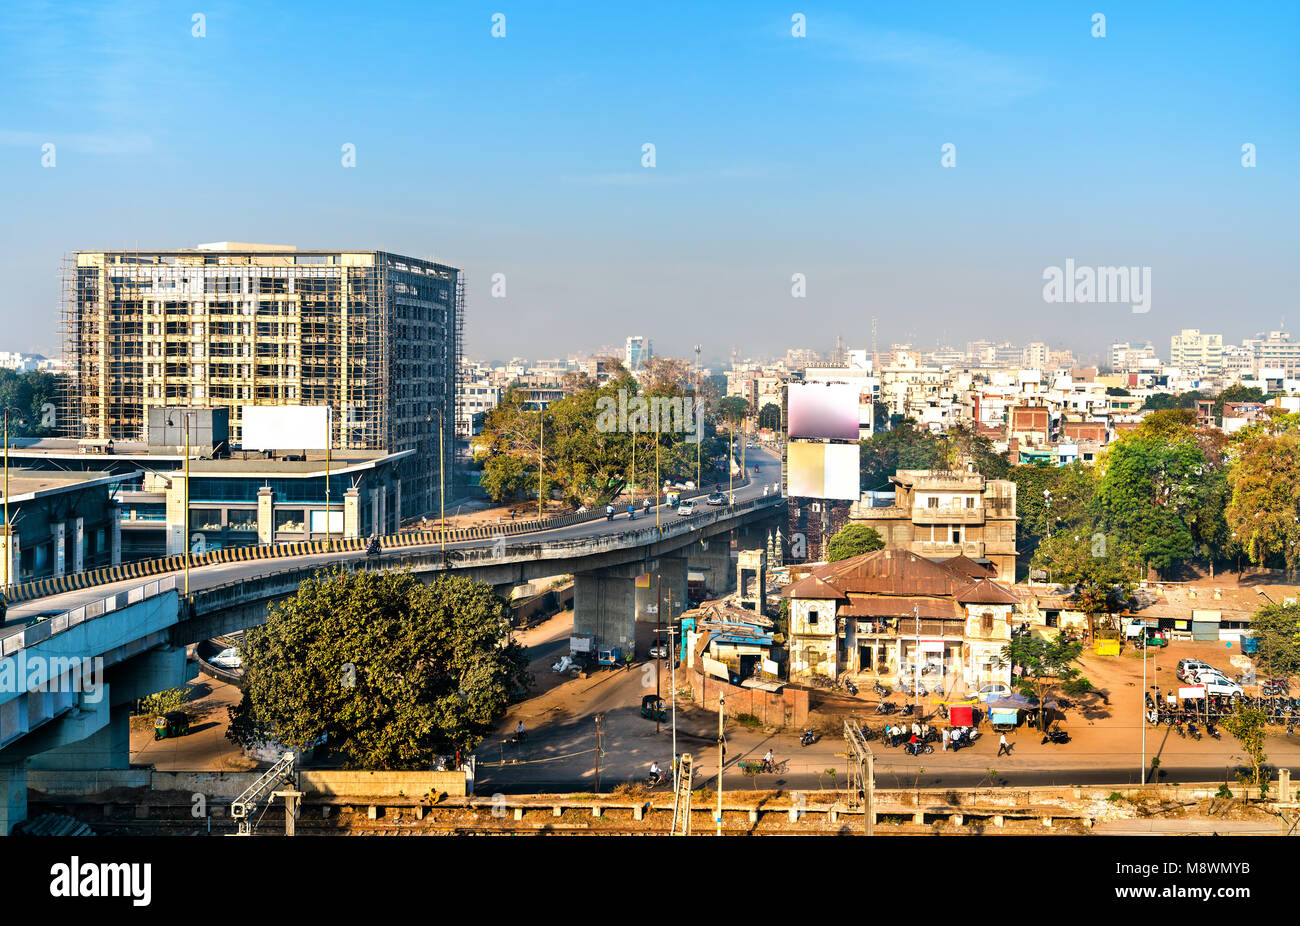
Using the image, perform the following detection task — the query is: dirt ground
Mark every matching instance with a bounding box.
[129,674,259,771]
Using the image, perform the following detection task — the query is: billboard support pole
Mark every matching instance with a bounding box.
[324,408,331,545]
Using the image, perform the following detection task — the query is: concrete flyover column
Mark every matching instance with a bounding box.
[165,475,188,555]
[394,480,402,528]
[370,488,380,537]
[72,516,85,574]
[257,486,274,545]
[687,537,735,598]
[110,504,122,566]
[0,761,28,836]
[52,521,66,577]
[657,556,689,620]
[0,526,19,589]
[573,566,642,655]
[344,487,361,540]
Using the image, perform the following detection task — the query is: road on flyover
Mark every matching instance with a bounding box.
[2,446,784,638]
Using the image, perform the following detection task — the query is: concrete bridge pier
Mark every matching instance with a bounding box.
[687,540,735,599]
[574,562,654,655]
[634,556,689,624]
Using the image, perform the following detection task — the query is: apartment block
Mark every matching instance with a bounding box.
[62,242,461,517]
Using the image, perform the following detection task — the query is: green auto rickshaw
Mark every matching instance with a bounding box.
[153,711,191,741]
[640,694,667,722]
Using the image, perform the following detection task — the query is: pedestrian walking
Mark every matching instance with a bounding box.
[942,727,950,751]
[997,733,1012,757]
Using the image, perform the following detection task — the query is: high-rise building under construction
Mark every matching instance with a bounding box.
[62,242,461,518]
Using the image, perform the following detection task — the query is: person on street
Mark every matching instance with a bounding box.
[627,503,636,519]
[649,761,663,785]
[515,720,526,741]
[643,498,651,515]
[606,504,614,521]
[942,727,950,751]
[997,733,1012,757]
[763,749,775,773]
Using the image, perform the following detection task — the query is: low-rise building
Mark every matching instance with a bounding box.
[847,468,1018,579]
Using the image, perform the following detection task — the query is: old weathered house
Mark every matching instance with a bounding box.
[780,548,1022,695]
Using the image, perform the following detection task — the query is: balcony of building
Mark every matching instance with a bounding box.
[911,503,986,525]
[914,540,985,558]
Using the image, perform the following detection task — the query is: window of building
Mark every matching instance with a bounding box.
[965,497,975,508]
[927,497,939,508]
[980,612,994,635]
[808,609,819,626]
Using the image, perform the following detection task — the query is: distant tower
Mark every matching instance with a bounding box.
[871,316,879,371]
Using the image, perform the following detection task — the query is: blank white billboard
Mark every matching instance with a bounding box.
[241,405,331,450]
[822,443,860,500]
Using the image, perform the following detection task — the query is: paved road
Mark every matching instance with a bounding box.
[3,447,783,637]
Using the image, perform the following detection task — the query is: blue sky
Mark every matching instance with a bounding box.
[0,1,1295,364]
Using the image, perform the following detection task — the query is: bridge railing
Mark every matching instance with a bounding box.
[190,493,785,616]
[1,576,178,658]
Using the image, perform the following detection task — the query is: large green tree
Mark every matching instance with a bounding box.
[1094,423,1221,576]
[1032,527,1141,636]
[1226,425,1300,571]
[227,568,529,768]
[1247,601,1300,676]
[826,523,884,562]
[0,370,63,437]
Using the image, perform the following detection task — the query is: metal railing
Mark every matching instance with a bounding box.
[1,487,786,655]
[1,576,178,658]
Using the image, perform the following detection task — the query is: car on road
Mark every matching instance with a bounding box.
[705,492,726,506]
[209,647,243,670]
[649,643,671,659]
[976,683,1012,702]
[676,500,697,516]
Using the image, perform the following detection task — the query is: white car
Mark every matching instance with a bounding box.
[976,683,1012,702]
[209,647,242,670]
[676,500,697,516]
[1191,673,1244,697]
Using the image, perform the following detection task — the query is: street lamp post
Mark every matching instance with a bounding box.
[167,411,195,596]
[428,411,446,553]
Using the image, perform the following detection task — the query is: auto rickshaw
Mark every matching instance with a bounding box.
[640,694,667,722]
[153,711,191,741]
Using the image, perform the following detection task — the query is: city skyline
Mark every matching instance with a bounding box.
[1,1,1296,361]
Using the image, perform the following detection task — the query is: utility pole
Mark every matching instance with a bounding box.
[594,713,603,793]
[184,413,191,596]
[913,603,921,712]
[656,574,663,736]
[1141,635,1147,785]
[716,695,725,836]
[538,409,545,520]
[324,407,331,545]
[655,420,661,530]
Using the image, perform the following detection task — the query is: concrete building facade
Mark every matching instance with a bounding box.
[62,242,460,519]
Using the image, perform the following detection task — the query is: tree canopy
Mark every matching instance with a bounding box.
[227,568,529,769]
[0,370,62,437]
[858,420,1008,491]
[475,375,728,505]
[826,523,885,562]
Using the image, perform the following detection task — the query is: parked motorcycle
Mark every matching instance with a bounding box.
[1205,722,1221,740]
[1041,728,1070,745]
[873,682,892,698]
[903,740,934,756]
[874,701,897,715]
[1186,720,1201,741]
[843,679,859,696]
[899,703,915,718]
[800,729,818,747]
